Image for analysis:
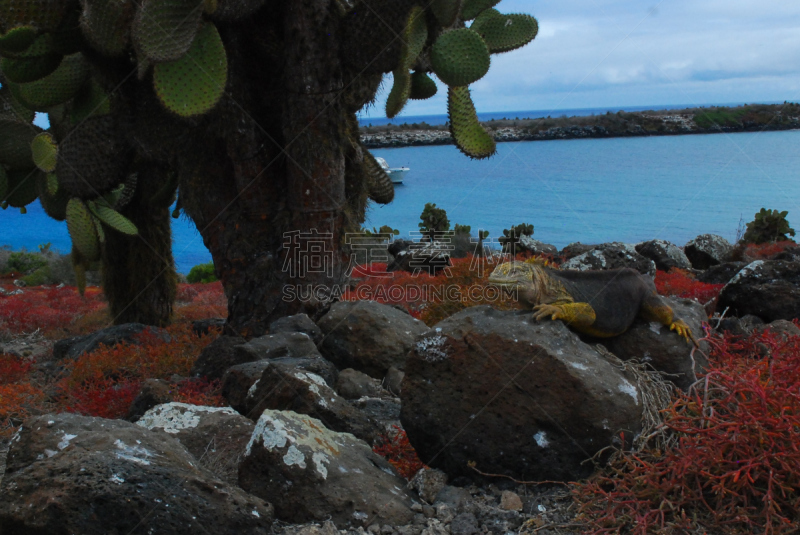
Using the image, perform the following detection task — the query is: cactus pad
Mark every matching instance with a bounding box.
[410,70,438,100]
[36,172,68,220]
[70,77,112,124]
[460,0,500,21]
[385,69,411,119]
[56,114,130,199]
[133,0,205,63]
[9,52,89,110]
[153,22,227,117]
[0,85,35,122]
[431,28,490,87]
[470,9,538,53]
[0,117,38,168]
[80,0,137,57]
[384,6,427,118]
[3,167,39,207]
[447,86,495,159]
[88,201,138,235]
[0,25,36,54]
[1,53,63,83]
[30,131,57,171]
[364,151,394,205]
[66,198,101,260]
[0,0,73,32]
[431,0,461,27]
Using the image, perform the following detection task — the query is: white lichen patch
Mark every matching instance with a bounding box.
[568,361,588,371]
[246,414,290,456]
[114,439,155,466]
[416,334,449,362]
[617,380,639,405]
[58,432,77,450]
[533,431,550,448]
[246,409,342,474]
[312,452,330,479]
[137,403,237,434]
[283,445,306,468]
[247,379,261,399]
[109,474,125,485]
[728,260,765,286]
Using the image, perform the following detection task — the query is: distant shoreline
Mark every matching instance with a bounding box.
[360,103,800,148]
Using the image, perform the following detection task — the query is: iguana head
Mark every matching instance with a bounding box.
[487,260,567,306]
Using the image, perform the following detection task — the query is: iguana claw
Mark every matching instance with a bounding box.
[533,304,562,321]
[670,319,697,346]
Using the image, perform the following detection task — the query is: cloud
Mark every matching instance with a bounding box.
[361,0,800,118]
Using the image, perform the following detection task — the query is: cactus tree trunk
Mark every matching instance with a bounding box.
[176,1,357,338]
[101,164,177,327]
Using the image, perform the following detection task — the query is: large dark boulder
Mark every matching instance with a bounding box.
[236,361,382,444]
[318,301,430,378]
[388,240,452,275]
[190,335,247,381]
[136,403,255,485]
[269,313,324,345]
[0,413,273,534]
[696,261,746,284]
[53,323,170,361]
[222,355,338,417]
[400,306,643,482]
[239,410,417,528]
[717,260,800,322]
[560,242,656,277]
[684,234,732,269]
[235,331,321,362]
[559,242,596,259]
[635,239,691,271]
[603,298,709,391]
[517,236,558,256]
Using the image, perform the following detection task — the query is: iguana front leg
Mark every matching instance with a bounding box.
[533,302,597,331]
[640,292,697,346]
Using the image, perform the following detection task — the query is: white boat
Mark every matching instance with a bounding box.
[375,156,409,184]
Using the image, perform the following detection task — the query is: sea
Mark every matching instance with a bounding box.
[3,120,800,274]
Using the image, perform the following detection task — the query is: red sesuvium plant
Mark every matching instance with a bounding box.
[57,324,220,419]
[0,285,106,338]
[0,282,228,436]
[372,425,427,480]
[742,241,796,260]
[655,268,724,303]
[573,326,800,534]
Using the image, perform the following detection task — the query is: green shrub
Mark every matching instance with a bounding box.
[4,250,48,275]
[499,223,534,253]
[419,203,450,241]
[186,262,218,284]
[742,208,796,244]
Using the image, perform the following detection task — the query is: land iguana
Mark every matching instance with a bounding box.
[487,260,696,344]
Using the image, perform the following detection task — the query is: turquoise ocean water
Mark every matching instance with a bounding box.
[3,129,800,273]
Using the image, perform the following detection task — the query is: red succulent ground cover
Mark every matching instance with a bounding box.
[372,425,427,480]
[742,241,796,260]
[0,282,227,437]
[573,326,800,534]
[655,268,724,303]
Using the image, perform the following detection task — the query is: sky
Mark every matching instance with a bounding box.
[360,0,800,119]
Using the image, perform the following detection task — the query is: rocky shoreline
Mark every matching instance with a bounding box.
[361,103,800,148]
[3,233,800,533]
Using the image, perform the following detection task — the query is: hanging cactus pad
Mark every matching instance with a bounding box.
[153,22,227,117]
[447,85,496,159]
[431,28,490,87]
